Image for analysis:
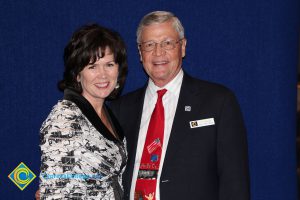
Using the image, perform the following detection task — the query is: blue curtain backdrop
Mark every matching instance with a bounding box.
[0,0,299,199]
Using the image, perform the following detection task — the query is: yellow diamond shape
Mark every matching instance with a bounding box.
[8,162,36,190]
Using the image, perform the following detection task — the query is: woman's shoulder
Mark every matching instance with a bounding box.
[49,100,81,117]
[41,100,84,129]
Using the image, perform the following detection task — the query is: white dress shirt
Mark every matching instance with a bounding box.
[130,69,184,200]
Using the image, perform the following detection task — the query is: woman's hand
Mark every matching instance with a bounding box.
[35,189,40,200]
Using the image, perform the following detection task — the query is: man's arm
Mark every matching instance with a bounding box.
[217,91,250,200]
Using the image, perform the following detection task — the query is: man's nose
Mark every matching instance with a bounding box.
[152,43,165,56]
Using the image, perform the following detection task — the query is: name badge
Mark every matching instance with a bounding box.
[190,118,215,128]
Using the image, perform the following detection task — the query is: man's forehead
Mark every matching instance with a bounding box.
[140,22,179,39]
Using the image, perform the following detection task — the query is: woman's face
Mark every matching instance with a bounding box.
[77,48,119,106]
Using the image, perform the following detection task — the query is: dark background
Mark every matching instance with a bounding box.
[0,1,299,199]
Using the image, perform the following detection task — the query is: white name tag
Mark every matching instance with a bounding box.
[190,118,215,128]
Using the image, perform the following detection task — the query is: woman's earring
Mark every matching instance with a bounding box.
[115,82,120,89]
[77,81,81,89]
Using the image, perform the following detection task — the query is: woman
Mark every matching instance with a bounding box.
[39,24,128,199]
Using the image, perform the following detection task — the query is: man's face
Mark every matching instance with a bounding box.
[138,21,186,87]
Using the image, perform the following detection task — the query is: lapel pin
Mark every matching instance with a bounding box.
[185,106,191,111]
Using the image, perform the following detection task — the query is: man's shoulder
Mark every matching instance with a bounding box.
[116,87,146,103]
[121,87,145,99]
[109,86,146,110]
[184,73,234,96]
[183,74,242,112]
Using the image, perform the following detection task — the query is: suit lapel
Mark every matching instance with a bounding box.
[161,73,203,176]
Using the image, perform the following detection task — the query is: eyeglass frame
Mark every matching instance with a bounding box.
[138,38,184,52]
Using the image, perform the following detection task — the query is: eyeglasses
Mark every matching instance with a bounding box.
[138,39,183,52]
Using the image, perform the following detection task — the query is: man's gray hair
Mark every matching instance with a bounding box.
[136,11,185,43]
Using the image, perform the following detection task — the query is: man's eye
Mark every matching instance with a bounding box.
[145,43,154,48]
[164,41,173,46]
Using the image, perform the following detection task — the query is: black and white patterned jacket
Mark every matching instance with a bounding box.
[39,89,127,200]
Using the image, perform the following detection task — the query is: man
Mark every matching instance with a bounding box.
[110,11,250,200]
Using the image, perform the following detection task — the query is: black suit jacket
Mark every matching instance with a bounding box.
[110,73,250,200]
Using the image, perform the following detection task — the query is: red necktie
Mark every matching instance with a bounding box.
[134,89,167,200]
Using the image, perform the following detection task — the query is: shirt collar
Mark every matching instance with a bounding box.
[147,69,183,97]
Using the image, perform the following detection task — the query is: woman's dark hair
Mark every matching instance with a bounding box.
[58,23,128,99]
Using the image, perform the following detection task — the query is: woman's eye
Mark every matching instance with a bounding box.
[107,63,115,67]
[88,65,95,69]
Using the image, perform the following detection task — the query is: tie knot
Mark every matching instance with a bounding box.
[157,89,167,99]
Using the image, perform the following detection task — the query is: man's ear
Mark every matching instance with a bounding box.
[181,38,187,58]
[138,46,143,62]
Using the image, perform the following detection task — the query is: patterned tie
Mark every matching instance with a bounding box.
[134,89,167,200]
